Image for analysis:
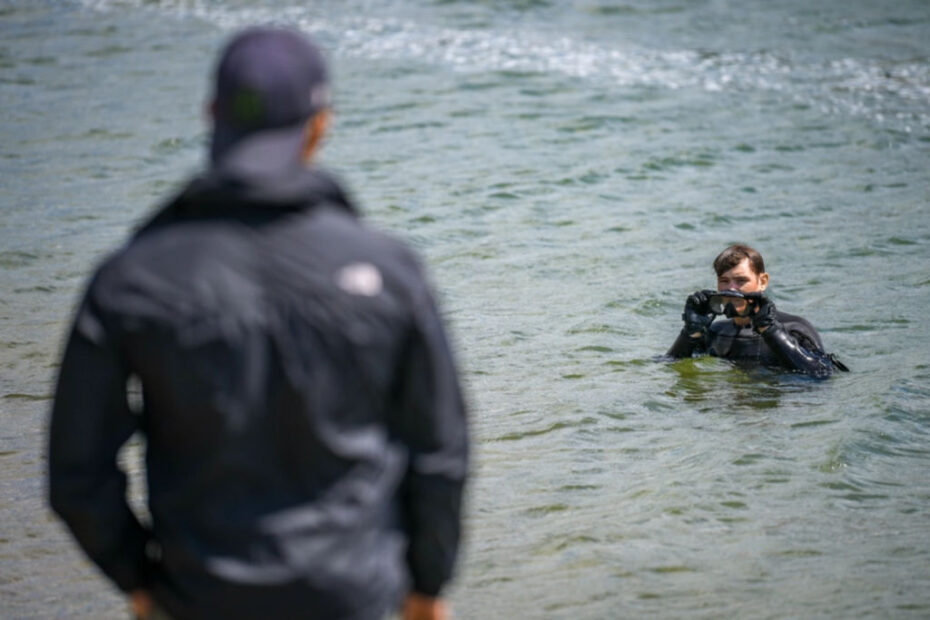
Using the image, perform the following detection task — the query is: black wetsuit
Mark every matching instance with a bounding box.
[667,310,835,378]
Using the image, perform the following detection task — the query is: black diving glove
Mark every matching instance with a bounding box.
[682,290,713,337]
[750,295,777,333]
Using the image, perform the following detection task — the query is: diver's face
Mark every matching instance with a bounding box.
[717,258,769,317]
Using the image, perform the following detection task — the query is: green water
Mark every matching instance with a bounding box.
[2,0,929,617]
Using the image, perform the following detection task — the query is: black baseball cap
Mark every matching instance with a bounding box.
[210,26,330,179]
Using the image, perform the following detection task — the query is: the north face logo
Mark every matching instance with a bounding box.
[335,262,383,297]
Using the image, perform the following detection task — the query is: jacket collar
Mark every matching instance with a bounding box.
[137,166,357,235]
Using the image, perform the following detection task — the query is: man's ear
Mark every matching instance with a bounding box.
[301,109,331,164]
[759,272,770,291]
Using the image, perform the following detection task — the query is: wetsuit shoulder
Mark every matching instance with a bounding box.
[775,310,825,352]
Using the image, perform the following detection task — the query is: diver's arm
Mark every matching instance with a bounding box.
[752,298,832,378]
[760,324,833,377]
[666,327,702,357]
[666,291,712,358]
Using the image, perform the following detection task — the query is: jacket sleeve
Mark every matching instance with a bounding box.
[48,287,151,592]
[392,284,469,598]
[761,320,833,378]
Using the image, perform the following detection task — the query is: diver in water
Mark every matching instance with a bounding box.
[666,244,846,378]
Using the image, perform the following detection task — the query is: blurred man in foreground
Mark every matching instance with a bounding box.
[666,244,845,377]
[49,27,468,620]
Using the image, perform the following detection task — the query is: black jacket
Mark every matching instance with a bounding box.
[666,309,835,378]
[48,168,468,620]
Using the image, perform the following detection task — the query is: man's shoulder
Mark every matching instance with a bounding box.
[85,242,139,294]
[304,205,426,284]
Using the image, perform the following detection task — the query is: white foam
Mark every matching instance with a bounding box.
[75,0,930,130]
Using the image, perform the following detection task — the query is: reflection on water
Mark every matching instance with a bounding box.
[665,357,827,410]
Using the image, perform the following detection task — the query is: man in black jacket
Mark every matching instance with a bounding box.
[666,244,838,378]
[48,27,468,620]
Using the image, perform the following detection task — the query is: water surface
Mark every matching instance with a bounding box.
[2,0,929,617]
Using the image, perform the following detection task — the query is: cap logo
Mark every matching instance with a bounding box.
[231,89,264,126]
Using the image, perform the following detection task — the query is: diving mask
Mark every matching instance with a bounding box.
[704,289,762,318]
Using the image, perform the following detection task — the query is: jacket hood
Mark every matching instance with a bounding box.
[137,166,357,236]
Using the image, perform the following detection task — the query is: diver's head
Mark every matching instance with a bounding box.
[713,244,769,322]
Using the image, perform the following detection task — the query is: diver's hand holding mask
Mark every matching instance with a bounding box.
[685,290,711,316]
[682,290,713,336]
[701,289,775,332]
[750,295,777,333]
